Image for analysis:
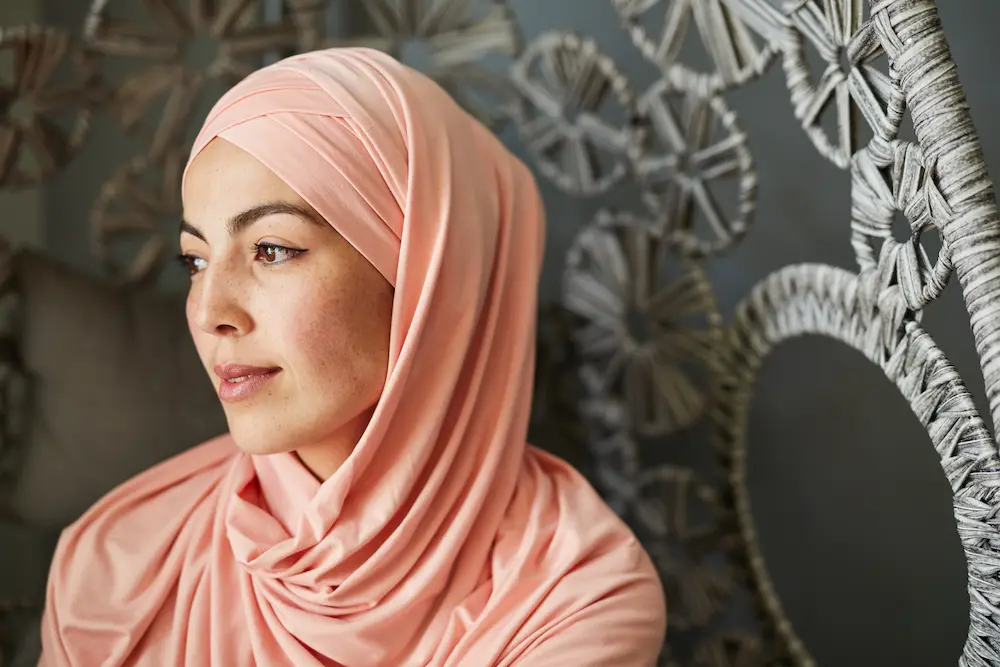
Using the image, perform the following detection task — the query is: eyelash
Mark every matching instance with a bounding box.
[175,243,307,276]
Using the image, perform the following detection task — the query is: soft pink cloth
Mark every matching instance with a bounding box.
[38,48,665,666]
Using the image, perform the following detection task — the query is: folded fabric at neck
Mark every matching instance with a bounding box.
[39,47,664,667]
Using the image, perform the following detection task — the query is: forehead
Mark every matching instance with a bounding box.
[182,138,310,223]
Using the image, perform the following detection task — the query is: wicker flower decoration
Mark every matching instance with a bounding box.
[642,465,735,631]
[0,25,100,190]
[90,147,187,284]
[511,32,641,196]
[288,0,522,130]
[82,0,302,163]
[577,391,641,515]
[562,210,722,436]
[573,390,735,634]
[776,0,906,168]
[850,139,953,313]
[633,75,756,258]
[610,0,778,93]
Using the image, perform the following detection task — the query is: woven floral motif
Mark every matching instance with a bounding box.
[0,25,100,190]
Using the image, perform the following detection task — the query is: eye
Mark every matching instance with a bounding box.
[176,254,207,276]
[253,243,305,265]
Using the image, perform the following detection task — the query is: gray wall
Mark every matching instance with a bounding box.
[38,1,1000,664]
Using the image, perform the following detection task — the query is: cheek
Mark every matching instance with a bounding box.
[282,278,392,390]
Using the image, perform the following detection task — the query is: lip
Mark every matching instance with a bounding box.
[214,364,281,404]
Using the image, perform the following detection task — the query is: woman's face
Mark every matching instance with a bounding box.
[180,138,393,476]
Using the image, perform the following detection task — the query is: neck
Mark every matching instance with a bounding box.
[293,407,375,481]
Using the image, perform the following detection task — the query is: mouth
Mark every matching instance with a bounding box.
[214,364,282,403]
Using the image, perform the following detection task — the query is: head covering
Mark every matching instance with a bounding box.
[39,48,665,666]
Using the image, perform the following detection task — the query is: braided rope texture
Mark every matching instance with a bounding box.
[870,0,1000,440]
[715,264,1000,666]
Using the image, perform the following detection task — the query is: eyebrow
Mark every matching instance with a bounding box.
[180,202,325,242]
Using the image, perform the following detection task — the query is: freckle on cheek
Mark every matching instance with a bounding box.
[286,297,348,365]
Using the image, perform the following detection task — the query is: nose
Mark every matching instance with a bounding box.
[189,264,254,337]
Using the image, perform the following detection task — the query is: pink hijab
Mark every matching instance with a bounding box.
[39,48,665,666]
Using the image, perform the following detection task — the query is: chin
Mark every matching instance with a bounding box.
[224,414,299,456]
[219,390,378,462]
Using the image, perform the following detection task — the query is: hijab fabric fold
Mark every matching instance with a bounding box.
[39,48,665,667]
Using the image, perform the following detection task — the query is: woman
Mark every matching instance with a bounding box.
[39,47,666,666]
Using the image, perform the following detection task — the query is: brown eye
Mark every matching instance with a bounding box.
[176,254,207,276]
[253,243,305,265]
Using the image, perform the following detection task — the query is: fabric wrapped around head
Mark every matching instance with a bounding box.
[39,48,665,667]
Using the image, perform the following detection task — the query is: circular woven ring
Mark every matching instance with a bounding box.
[714,263,1000,667]
[511,31,641,196]
[610,0,779,95]
[562,209,723,436]
[850,138,953,312]
[779,2,906,170]
[632,72,757,259]
[0,24,98,190]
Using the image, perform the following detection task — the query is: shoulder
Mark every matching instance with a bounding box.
[514,547,665,666]
[42,436,237,629]
[39,436,239,664]
[57,434,237,547]
[493,448,666,666]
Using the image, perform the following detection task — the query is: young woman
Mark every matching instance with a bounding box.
[39,47,666,666]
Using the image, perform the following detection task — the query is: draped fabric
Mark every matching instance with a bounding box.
[39,48,665,667]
